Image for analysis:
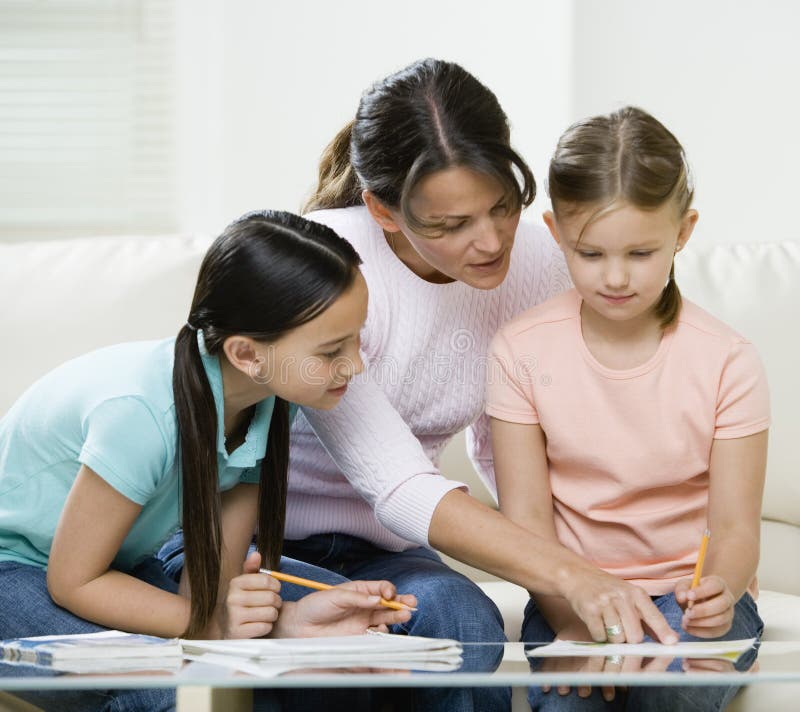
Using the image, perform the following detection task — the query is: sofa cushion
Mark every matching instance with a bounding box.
[0,233,211,415]
[677,242,800,536]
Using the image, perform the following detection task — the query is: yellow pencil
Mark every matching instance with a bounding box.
[258,568,418,612]
[687,528,711,610]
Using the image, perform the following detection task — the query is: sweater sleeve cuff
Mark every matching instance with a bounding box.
[374,474,467,547]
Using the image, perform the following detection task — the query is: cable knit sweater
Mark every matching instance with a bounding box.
[289,206,570,551]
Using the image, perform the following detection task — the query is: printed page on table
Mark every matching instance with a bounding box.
[527,638,757,663]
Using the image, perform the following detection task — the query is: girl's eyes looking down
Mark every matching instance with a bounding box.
[576,249,656,259]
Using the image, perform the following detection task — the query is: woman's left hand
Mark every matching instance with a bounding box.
[675,575,735,638]
[274,581,417,638]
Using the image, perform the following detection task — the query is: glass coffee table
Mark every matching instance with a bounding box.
[2,640,800,711]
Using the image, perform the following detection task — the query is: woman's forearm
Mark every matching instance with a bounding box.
[428,489,591,596]
[428,489,679,644]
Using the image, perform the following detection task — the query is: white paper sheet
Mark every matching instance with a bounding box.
[527,638,756,662]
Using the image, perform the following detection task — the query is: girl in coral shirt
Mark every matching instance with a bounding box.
[488,107,768,710]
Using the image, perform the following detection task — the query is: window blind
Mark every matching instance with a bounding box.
[0,0,177,240]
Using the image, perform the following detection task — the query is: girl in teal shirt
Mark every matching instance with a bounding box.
[0,211,415,711]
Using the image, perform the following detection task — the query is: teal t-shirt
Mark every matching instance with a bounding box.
[0,333,294,570]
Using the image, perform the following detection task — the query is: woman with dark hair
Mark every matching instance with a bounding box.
[0,210,414,712]
[267,60,678,710]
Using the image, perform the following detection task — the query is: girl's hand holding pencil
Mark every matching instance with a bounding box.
[223,551,417,639]
[675,529,736,638]
[271,576,417,638]
[675,574,735,638]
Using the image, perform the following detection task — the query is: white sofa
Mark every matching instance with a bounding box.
[1,234,799,710]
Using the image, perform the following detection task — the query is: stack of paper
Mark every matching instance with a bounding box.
[0,630,183,673]
[0,630,463,676]
[182,631,464,675]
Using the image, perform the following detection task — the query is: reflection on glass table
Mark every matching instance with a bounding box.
[1,641,800,712]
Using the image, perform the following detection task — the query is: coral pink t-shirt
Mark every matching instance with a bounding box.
[486,289,770,595]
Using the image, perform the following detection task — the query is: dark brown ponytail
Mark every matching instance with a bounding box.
[255,397,289,570]
[174,210,362,638]
[173,325,221,638]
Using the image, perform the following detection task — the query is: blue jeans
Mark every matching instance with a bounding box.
[0,558,177,712]
[160,531,510,711]
[522,592,763,711]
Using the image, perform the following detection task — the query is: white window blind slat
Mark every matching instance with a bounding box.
[0,0,177,240]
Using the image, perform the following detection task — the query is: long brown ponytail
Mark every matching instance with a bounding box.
[175,210,361,638]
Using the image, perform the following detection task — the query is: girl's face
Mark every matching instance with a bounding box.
[248,272,368,409]
[366,166,521,289]
[545,202,698,329]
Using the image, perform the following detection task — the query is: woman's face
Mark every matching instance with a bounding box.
[374,166,521,289]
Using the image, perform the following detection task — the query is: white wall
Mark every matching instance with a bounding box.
[570,0,800,245]
[175,0,574,236]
